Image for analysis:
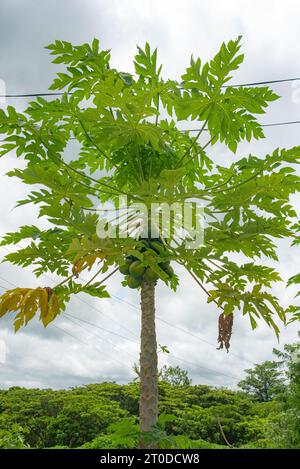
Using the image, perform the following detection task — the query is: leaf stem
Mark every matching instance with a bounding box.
[54,273,76,289]
[80,265,103,289]
[175,118,209,168]
[77,117,114,166]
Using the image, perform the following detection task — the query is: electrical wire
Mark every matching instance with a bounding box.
[0,237,255,379]
[1,75,300,98]
[223,76,300,88]
[64,311,138,344]
[0,271,138,345]
[0,76,299,138]
[50,323,133,371]
[184,120,300,132]
[1,121,300,144]
[0,284,135,372]
[168,353,240,382]
[0,277,240,383]
[0,243,139,341]
[61,314,137,362]
[70,291,139,340]
[111,293,255,366]
[0,277,136,372]
[0,244,254,367]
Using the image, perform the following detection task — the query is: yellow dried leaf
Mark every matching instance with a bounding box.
[42,292,60,326]
[39,288,49,320]
[0,287,61,330]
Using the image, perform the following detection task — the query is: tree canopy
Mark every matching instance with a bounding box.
[0,36,299,339]
[238,361,284,402]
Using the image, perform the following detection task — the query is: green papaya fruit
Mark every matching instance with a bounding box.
[143,268,159,282]
[129,260,146,278]
[127,275,141,289]
[119,263,130,275]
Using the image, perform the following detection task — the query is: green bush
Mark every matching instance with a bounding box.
[0,346,298,451]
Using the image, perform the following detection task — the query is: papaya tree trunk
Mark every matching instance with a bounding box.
[139,280,158,434]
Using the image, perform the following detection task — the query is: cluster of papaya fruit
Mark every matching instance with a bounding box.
[119,238,174,289]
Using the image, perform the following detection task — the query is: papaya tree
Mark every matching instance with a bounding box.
[0,37,299,442]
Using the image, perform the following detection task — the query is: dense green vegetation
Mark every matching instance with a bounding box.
[0,340,298,449]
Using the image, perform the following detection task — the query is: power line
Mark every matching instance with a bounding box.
[1,120,300,145]
[0,271,138,344]
[51,323,133,371]
[54,311,238,381]
[168,353,240,382]
[0,283,136,371]
[64,311,138,344]
[35,264,138,341]
[257,120,300,128]
[82,285,244,369]
[223,76,300,88]
[61,309,240,380]
[0,92,72,98]
[111,293,255,366]
[0,243,254,367]
[0,284,239,382]
[0,243,249,379]
[62,314,137,362]
[0,276,241,383]
[0,76,299,140]
[89,294,246,373]
[71,291,139,340]
[0,283,134,369]
[1,76,300,98]
[0,244,139,341]
[185,120,300,132]
[0,274,18,289]
[51,322,90,345]
[0,248,139,348]
[111,294,140,310]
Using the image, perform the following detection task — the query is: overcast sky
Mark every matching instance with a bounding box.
[0,0,299,390]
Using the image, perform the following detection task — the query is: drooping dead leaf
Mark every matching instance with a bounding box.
[217,313,233,352]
